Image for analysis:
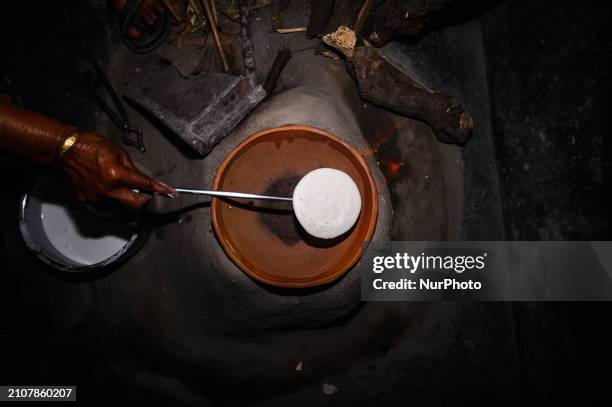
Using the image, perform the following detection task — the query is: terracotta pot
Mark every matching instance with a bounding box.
[211,125,378,288]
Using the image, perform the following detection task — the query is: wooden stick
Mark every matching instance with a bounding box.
[323,27,473,145]
[370,0,453,46]
[187,0,204,16]
[354,0,374,33]
[276,27,307,33]
[263,47,291,95]
[210,0,218,26]
[160,0,185,21]
[306,0,334,38]
[202,0,229,72]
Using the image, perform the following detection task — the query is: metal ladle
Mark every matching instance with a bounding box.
[173,188,293,202]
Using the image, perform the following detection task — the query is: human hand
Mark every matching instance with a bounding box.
[62,132,175,210]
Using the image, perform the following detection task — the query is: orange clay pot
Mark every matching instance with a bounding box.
[211,125,378,288]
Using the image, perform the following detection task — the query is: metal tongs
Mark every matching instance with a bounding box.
[69,43,145,153]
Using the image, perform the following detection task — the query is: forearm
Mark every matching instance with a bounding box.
[0,100,174,209]
[0,100,75,166]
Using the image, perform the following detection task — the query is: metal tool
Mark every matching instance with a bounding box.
[239,0,257,86]
[174,187,293,202]
[124,9,268,158]
[125,66,265,156]
[124,0,291,157]
[71,43,146,153]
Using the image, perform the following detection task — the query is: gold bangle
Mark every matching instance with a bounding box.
[59,132,81,159]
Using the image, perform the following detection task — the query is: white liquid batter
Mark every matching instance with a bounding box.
[293,168,362,239]
[40,201,131,266]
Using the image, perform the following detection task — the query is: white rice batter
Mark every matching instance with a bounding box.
[40,201,130,266]
[293,168,362,239]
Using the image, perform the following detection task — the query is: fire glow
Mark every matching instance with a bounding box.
[362,123,406,182]
[362,123,397,157]
[380,159,404,180]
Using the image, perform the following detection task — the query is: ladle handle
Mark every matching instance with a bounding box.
[174,188,293,202]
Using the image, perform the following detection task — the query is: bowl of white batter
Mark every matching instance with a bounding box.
[19,177,147,273]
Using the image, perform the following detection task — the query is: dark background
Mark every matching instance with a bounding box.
[482,1,612,402]
[1,0,611,405]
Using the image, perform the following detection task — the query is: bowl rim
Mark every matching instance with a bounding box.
[18,176,148,273]
[211,125,379,288]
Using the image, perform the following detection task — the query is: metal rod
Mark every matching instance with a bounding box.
[239,0,257,87]
[202,0,229,72]
[174,188,293,202]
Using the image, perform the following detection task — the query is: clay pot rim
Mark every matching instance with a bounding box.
[211,125,378,288]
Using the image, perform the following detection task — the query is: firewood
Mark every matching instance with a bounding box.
[263,47,291,95]
[323,0,362,36]
[307,0,365,38]
[369,0,453,47]
[307,0,334,38]
[323,26,473,145]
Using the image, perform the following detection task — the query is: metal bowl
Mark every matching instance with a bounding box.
[19,177,148,273]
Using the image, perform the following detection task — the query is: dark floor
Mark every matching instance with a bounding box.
[1,0,612,405]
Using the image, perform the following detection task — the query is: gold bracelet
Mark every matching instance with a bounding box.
[58,132,81,159]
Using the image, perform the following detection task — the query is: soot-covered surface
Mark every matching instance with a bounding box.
[259,175,302,245]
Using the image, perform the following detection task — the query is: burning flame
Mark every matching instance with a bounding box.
[379,159,405,181]
[362,122,406,181]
